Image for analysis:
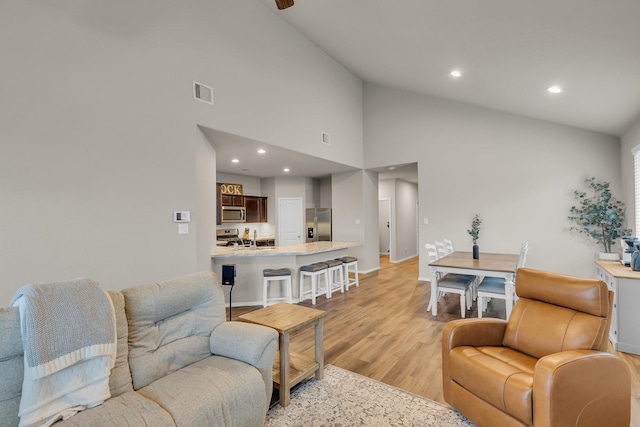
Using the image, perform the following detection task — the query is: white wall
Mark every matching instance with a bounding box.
[364,83,621,280]
[216,173,263,198]
[0,0,363,303]
[320,177,333,207]
[332,170,380,273]
[195,133,217,273]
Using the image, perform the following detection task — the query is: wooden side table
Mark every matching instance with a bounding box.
[238,302,325,407]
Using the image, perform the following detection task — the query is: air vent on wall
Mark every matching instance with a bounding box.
[322,132,331,145]
[193,81,213,105]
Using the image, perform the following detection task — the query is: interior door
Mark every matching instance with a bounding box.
[278,198,303,246]
[379,198,390,254]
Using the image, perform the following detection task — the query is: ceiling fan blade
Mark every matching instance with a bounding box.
[275,0,294,10]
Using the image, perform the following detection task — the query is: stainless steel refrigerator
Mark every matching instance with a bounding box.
[306,208,332,242]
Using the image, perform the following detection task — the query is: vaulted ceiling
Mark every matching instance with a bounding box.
[259,0,640,137]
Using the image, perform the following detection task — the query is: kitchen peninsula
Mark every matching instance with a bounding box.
[211,241,360,306]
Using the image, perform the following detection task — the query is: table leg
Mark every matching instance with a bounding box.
[315,317,324,380]
[279,332,291,407]
[504,275,515,319]
[427,267,438,316]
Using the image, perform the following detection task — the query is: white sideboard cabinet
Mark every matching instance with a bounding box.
[595,260,640,355]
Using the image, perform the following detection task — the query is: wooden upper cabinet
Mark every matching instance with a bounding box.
[259,197,268,222]
[216,183,222,225]
[244,196,268,223]
[221,194,245,206]
[217,184,267,224]
[244,197,260,223]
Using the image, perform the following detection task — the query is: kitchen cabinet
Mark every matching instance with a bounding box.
[216,184,222,225]
[221,194,245,206]
[255,238,275,247]
[216,184,267,225]
[595,261,640,355]
[244,196,268,223]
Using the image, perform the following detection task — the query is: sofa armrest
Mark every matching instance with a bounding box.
[210,321,277,366]
[442,318,507,403]
[210,321,278,407]
[533,350,630,427]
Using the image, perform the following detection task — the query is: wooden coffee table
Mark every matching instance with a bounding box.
[238,302,325,407]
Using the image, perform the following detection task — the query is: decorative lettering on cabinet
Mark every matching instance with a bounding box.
[220,184,243,195]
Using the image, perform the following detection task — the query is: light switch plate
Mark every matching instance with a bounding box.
[178,224,189,234]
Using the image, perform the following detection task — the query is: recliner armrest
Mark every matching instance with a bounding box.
[210,321,278,407]
[210,321,277,367]
[443,318,507,351]
[533,350,630,427]
[442,318,507,403]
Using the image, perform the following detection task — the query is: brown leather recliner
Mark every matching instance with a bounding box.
[442,267,631,427]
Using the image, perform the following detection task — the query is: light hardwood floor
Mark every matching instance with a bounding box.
[231,255,640,425]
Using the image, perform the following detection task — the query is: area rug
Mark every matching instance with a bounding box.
[265,365,475,426]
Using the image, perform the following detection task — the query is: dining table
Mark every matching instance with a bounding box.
[427,251,519,318]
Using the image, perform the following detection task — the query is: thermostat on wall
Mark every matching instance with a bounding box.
[174,211,191,222]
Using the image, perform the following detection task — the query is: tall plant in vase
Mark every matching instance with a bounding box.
[568,177,631,260]
[468,214,482,259]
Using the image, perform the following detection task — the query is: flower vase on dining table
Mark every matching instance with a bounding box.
[473,244,479,259]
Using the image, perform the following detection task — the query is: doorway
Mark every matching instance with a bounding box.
[278,198,303,246]
[375,163,419,264]
[379,198,391,255]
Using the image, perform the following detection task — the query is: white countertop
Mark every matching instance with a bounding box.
[211,241,360,258]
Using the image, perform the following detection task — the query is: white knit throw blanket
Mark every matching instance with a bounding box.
[10,278,116,427]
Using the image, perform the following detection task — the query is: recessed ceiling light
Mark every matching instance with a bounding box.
[283,168,290,173]
[450,70,462,78]
[257,149,266,154]
[547,86,563,94]
[231,159,239,163]
[388,166,396,170]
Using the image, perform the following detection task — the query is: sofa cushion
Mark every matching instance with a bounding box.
[137,355,266,427]
[123,272,226,390]
[54,391,175,427]
[106,290,134,398]
[0,307,23,427]
[449,345,536,426]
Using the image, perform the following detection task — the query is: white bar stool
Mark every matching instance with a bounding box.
[299,262,329,305]
[336,256,358,290]
[325,259,345,298]
[262,268,292,307]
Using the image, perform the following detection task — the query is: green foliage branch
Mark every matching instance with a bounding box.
[467,214,482,245]
[568,177,631,253]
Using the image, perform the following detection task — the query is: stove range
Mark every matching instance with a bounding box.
[216,228,241,247]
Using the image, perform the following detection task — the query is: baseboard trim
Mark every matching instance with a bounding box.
[418,276,431,282]
[390,254,418,263]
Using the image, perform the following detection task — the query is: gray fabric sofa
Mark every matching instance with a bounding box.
[0,271,278,427]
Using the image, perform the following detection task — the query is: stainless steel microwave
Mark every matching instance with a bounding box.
[221,206,246,223]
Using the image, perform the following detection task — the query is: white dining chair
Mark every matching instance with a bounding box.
[477,241,529,318]
[443,239,454,255]
[434,240,448,259]
[426,243,474,318]
[436,239,477,294]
